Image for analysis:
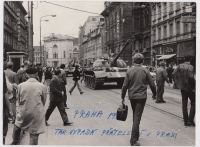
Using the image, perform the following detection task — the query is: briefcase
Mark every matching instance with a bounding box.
[116,102,128,121]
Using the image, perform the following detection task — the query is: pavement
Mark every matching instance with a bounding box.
[5,77,195,146]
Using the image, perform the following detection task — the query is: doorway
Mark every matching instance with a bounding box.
[12,58,21,72]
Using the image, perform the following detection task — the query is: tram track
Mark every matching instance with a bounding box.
[109,89,183,120]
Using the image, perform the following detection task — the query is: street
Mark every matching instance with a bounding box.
[5,77,195,146]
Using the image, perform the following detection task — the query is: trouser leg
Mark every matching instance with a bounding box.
[10,97,16,122]
[29,134,39,145]
[45,101,57,121]
[3,109,8,144]
[181,90,189,124]
[76,82,82,93]
[70,82,76,92]
[12,125,22,144]
[188,92,195,122]
[130,99,146,143]
[156,81,163,101]
[63,85,67,107]
[57,102,69,123]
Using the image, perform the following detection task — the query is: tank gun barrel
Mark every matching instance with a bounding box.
[111,39,131,65]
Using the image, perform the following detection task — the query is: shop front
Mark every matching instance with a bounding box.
[156,44,177,66]
[7,52,28,72]
[177,40,195,65]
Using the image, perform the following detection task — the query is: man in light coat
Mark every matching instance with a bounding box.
[10,67,47,145]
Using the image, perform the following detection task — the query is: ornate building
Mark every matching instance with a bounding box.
[44,34,74,67]
[33,46,45,65]
[4,1,28,72]
[131,2,152,66]
[151,2,196,66]
[101,2,132,65]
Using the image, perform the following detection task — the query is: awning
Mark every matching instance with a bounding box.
[157,54,176,60]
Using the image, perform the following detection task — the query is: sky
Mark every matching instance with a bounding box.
[22,1,104,46]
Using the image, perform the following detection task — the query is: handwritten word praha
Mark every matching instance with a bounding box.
[55,128,178,138]
[74,110,117,119]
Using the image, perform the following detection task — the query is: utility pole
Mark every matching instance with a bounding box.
[28,2,33,64]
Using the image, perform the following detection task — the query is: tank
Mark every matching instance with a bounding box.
[83,39,131,89]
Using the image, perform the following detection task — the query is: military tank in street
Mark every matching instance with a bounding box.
[83,39,131,89]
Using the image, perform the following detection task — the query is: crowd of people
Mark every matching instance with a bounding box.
[3,61,84,145]
[3,53,195,146]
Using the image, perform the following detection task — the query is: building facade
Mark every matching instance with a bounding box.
[4,1,28,72]
[73,38,79,63]
[44,34,74,67]
[151,2,196,66]
[33,46,45,65]
[101,2,133,65]
[131,2,152,66]
[78,16,105,66]
[81,23,105,65]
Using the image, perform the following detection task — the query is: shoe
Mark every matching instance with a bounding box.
[64,121,73,126]
[131,142,140,146]
[187,121,195,126]
[10,142,19,145]
[80,92,84,95]
[160,100,166,103]
[155,100,162,103]
[46,121,50,126]
[69,91,72,95]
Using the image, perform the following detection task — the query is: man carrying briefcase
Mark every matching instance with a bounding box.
[121,53,156,146]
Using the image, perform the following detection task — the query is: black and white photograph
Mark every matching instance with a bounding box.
[2,1,197,146]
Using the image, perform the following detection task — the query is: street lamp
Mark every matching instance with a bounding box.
[40,15,56,65]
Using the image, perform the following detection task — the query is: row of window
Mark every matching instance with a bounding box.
[34,57,43,62]
[4,33,17,50]
[153,2,182,20]
[4,12,17,31]
[153,21,195,41]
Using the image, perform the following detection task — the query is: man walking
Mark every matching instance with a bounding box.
[69,65,84,95]
[175,54,195,126]
[121,53,156,146]
[4,62,19,123]
[60,64,68,109]
[10,67,47,145]
[166,64,174,84]
[155,62,170,103]
[37,64,43,82]
[45,69,73,126]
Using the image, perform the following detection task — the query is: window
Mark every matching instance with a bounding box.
[170,2,173,12]
[153,8,156,20]
[64,51,66,58]
[100,18,104,22]
[153,29,156,41]
[46,52,48,59]
[176,2,180,10]
[176,21,180,35]
[184,23,188,33]
[164,3,167,14]
[170,23,173,36]
[70,53,71,58]
[163,26,167,38]
[158,27,161,40]
[158,5,161,18]
[144,38,150,48]
[92,18,96,21]
[192,23,196,31]
[135,17,140,29]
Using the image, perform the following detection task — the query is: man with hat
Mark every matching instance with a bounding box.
[121,53,156,146]
[10,67,47,145]
[155,61,170,103]
[69,65,84,95]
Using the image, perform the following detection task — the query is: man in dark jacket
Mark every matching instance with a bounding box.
[155,62,170,103]
[60,64,68,108]
[37,65,43,82]
[121,53,156,146]
[175,54,195,126]
[69,65,84,95]
[4,62,19,123]
[45,69,73,126]
[166,64,174,83]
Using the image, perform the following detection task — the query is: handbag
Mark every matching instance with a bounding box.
[116,101,128,121]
